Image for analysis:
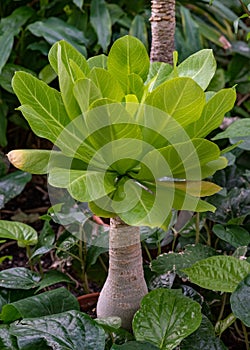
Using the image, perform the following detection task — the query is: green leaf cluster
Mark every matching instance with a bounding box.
[9,36,236,228]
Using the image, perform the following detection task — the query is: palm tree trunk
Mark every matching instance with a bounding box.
[150,0,176,64]
[96,217,148,330]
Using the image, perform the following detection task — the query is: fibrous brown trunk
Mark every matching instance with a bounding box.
[150,0,176,64]
[96,217,148,330]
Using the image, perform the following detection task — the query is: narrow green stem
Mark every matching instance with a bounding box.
[171,228,178,251]
[217,293,227,323]
[98,255,108,273]
[38,259,44,278]
[215,312,236,336]
[157,241,161,256]
[204,221,211,246]
[142,241,152,262]
[26,245,34,271]
[195,213,200,244]
[55,247,82,263]
[241,322,249,350]
[78,224,90,293]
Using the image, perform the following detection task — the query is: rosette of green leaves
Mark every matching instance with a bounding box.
[8,36,236,228]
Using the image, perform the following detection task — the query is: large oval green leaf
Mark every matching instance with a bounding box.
[230,273,250,327]
[183,256,250,293]
[0,221,37,247]
[177,49,216,90]
[0,287,79,323]
[10,310,105,350]
[108,35,149,93]
[133,288,202,350]
[145,77,205,127]
[0,325,18,350]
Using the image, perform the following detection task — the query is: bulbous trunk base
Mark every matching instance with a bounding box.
[96,218,148,330]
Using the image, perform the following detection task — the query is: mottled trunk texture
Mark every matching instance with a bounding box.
[150,0,176,64]
[96,217,148,330]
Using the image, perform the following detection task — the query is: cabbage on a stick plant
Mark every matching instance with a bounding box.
[8,36,236,329]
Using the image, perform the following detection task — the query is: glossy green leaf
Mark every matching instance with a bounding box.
[0,325,18,350]
[151,244,217,278]
[88,68,124,101]
[0,6,34,73]
[49,40,90,119]
[48,168,117,201]
[183,255,250,292]
[145,78,205,126]
[12,72,70,143]
[36,271,73,292]
[0,221,37,247]
[87,54,108,69]
[177,49,216,90]
[90,0,112,52]
[129,15,148,50]
[133,288,202,350]
[38,64,57,84]
[0,288,79,323]
[146,62,173,91]
[0,268,40,290]
[28,17,87,56]
[10,310,105,350]
[213,119,250,140]
[230,274,250,327]
[185,89,236,138]
[108,35,150,93]
[213,224,250,248]
[0,171,31,209]
[180,315,227,350]
[136,138,223,181]
[73,78,102,112]
[112,342,159,350]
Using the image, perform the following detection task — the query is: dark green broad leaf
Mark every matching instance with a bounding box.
[30,221,55,260]
[90,0,112,52]
[0,289,35,313]
[0,220,37,247]
[0,97,8,147]
[133,288,202,350]
[0,325,18,350]
[0,287,79,323]
[180,315,227,350]
[129,14,148,50]
[0,64,35,94]
[230,273,250,327]
[213,224,250,248]
[108,35,150,93]
[0,268,40,290]
[112,341,159,349]
[213,119,250,140]
[0,171,31,209]
[10,310,105,350]
[0,6,34,73]
[28,17,87,56]
[151,244,217,278]
[36,271,73,292]
[183,255,250,293]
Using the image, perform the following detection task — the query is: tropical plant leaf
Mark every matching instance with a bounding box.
[177,49,216,90]
[0,171,31,209]
[28,17,87,56]
[108,35,150,93]
[73,78,102,113]
[145,77,205,127]
[183,255,250,292]
[10,310,105,350]
[133,288,202,350]
[230,274,250,327]
[213,119,250,140]
[185,88,236,138]
[0,288,79,323]
[87,54,108,69]
[180,315,227,349]
[112,342,159,350]
[213,224,250,248]
[90,0,112,52]
[151,244,217,278]
[0,325,18,350]
[0,221,37,247]
[0,268,40,290]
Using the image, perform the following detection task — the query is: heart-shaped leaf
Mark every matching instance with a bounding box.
[133,288,202,350]
[0,221,37,247]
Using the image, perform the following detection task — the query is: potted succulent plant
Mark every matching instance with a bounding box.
[8,35,236,329]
